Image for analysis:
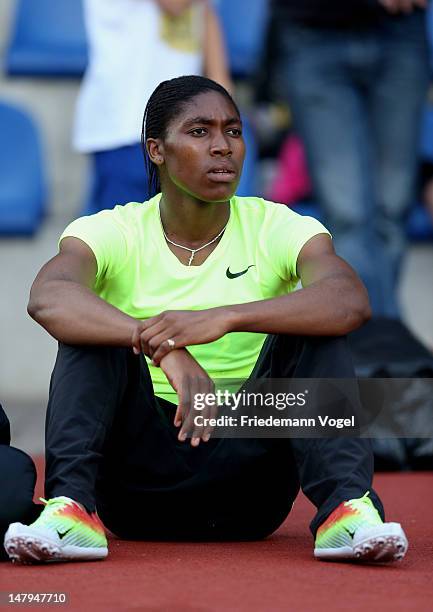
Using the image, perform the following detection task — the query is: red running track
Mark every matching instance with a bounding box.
[1,460,433,612]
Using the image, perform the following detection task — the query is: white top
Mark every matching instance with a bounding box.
[73,0,205,152]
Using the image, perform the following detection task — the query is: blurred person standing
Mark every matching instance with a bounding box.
[74,0,232,213]
[271,0,430,317]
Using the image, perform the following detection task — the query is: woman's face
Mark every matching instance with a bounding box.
[151,91,245,202]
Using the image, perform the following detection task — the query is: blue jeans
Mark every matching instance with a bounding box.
[275,11,429,317]
[83,144,151,216]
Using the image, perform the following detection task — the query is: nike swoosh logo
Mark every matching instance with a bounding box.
[57,527,73,540]
[226,265,255,279]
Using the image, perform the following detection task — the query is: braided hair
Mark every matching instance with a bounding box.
[141,75,240,197]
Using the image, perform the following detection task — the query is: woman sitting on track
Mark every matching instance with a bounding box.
[4,75,407,565]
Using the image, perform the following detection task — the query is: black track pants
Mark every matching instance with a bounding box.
[45,334,384,540]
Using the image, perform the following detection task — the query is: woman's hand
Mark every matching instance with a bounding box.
[132,308,234,365]
[159,348,217,446]
[156,0,196,18]
[378,0,427,13]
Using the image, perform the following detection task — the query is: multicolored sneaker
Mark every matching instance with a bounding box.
[4,496,108,564]
[314,492,408,563]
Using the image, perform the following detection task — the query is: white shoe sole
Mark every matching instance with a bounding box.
[4,523,108,564]
[314,522,408,563]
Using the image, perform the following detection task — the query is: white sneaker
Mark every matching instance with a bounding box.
[4,496,108,564]
[314,492,408,562]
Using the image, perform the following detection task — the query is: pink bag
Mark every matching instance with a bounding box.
[267,134,311,205]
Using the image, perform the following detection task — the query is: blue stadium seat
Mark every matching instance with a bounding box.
[5,0,88,77]
[214,0,269,78]
[414,103,433,241]
[420,103,433,161]
[406,202,433,242]
[0,101,48,235]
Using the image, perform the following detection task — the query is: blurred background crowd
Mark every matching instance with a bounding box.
[1,0,433,466]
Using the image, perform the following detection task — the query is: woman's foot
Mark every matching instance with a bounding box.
[4,496,108,564]
[314,492,408,563]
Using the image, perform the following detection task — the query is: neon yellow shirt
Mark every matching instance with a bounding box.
[60,194,330,402]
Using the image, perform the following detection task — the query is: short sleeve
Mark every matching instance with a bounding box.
[58,208,130,283]
[264,204,331,282]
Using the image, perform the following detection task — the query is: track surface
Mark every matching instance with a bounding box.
[2,461,432,611]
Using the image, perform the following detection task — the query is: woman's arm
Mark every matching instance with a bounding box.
[28,237,138,346]
[227,234,371,336]
[31,236,216,445]
[202,1,233,92]
[156,0,232,90]
[139,235,371,364]
[155,0,232,90]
